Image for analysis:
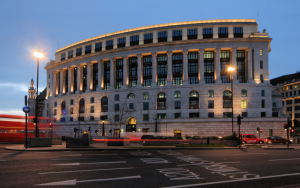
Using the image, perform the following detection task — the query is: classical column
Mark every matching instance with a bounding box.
[232,48,238,84]
[215,49,221,84]
[137,54,142,87]
[97,61,102,91]
[247,48,254,83]
[123,56,127,89]
[76,65,81,94]
[68,67,72,94]
[52,72,56,96]
[183,50,188,85]
[86,62,91,92]
[151,52,157,87]
[110,58,114,90]
[167,51,172,86]
[199,49,205,84]
[59,70,63,96]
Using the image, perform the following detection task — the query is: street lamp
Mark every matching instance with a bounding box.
[102,120,105,136]
[33,52,44,138]
[228,67,235,134]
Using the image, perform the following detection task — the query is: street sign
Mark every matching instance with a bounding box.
[22,106,30,113]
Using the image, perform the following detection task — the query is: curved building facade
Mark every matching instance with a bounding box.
[44,19,286,138]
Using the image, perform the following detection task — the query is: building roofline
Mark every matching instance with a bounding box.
[56,19,256,54]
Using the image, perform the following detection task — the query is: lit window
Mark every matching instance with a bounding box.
[260,49,263,56]
[241,100,247,108]
[127,93,135,99]
[174,91,181,98]
[208,90,214,98]
[143,92,149,99]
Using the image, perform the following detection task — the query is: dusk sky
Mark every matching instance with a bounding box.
[0,0,299,115]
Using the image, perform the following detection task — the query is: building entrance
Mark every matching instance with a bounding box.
[126,117,136,132]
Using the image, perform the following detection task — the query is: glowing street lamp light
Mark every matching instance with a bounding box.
[33,52,44,138]
[228,67,235,134]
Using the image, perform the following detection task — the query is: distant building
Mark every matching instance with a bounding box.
[271,72,300,128]
[28,78,47,119]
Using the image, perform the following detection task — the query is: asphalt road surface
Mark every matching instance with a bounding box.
[1,144,300,188]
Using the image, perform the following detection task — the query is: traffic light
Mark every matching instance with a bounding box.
[49,122,52,130]
[257,127,260,133]
[237,115,243,125]
[33,117,37,124]
[290,128,295,137]
[95,130,98,134]
[260,129,262,133]
[283,124,287,129]
[74,128,78,132]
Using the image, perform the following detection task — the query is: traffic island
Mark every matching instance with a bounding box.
[106,138,130,146]
[66,137,90,148]
[25,138,52,147]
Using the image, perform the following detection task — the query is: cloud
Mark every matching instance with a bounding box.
[0,110,24,116]
[0,83,28,92]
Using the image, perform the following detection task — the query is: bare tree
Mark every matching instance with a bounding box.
[112,100,134,137]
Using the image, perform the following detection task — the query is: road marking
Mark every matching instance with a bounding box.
[269,158,300,161]
[161,173,300,188]
[51,157,124,160]
[61,154,117,157]
[52,161,126,166]
[39,167,134,174]
[34,175,141,186]
[220,161,240,164]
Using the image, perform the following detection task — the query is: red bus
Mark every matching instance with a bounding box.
[0,114,52,142]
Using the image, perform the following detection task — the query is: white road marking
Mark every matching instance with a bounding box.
[269,158,300,161]
[34,175,142,186]
[51,157,124,160]
[39,167,134,174]
[161,173,300,188]
[52,161,126,166]
[61,154,117,157]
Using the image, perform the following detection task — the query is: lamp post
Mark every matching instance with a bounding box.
[102,120,105,136]
[228,67,235,134]
[33,52,44,138]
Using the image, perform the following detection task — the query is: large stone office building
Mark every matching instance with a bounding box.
[44,19,286,138]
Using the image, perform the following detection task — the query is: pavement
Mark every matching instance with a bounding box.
[4,142,300,151]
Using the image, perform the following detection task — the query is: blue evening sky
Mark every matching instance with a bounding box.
[0,0,299,115]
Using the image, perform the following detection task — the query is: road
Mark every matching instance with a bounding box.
[1,144,300,188]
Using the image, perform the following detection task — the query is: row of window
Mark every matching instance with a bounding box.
[60,27,252,61]
[51,90,267,117]
[57,111,271,123]
[286,106,300,112]
[283,90,300,98]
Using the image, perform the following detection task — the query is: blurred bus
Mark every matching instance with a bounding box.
[0,114,53,142]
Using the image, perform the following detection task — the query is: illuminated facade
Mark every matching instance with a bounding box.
[44,19,286,138]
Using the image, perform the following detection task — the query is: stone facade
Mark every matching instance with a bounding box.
[44,19,287,139]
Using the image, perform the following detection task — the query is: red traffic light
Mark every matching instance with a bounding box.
[291,129,295,133]
[283,124,287,129]
[49,122,52,126]
[260,130,262,133]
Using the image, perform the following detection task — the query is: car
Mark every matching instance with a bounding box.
[241,134,264,144]
[265,136,291,144]
[141,135,155,140]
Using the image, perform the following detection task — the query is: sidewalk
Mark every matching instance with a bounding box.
[5,142,242,151]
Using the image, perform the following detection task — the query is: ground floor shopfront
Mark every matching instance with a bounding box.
[52,117,288,140]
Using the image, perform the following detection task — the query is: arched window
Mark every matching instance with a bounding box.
[79,98,85,113]
[61,101,66,115]
[208,90,214,98]
[90,97,94,103]
[70,99,73,105]
[189,91,199,109]
[127,93,135,99]
[223,90,232,108]
[143,92,149,99]
[157,92,166,110]
[115,94,119,101]
[241,89,247,97]
[174,91,181,98]
[101,96,108,112]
